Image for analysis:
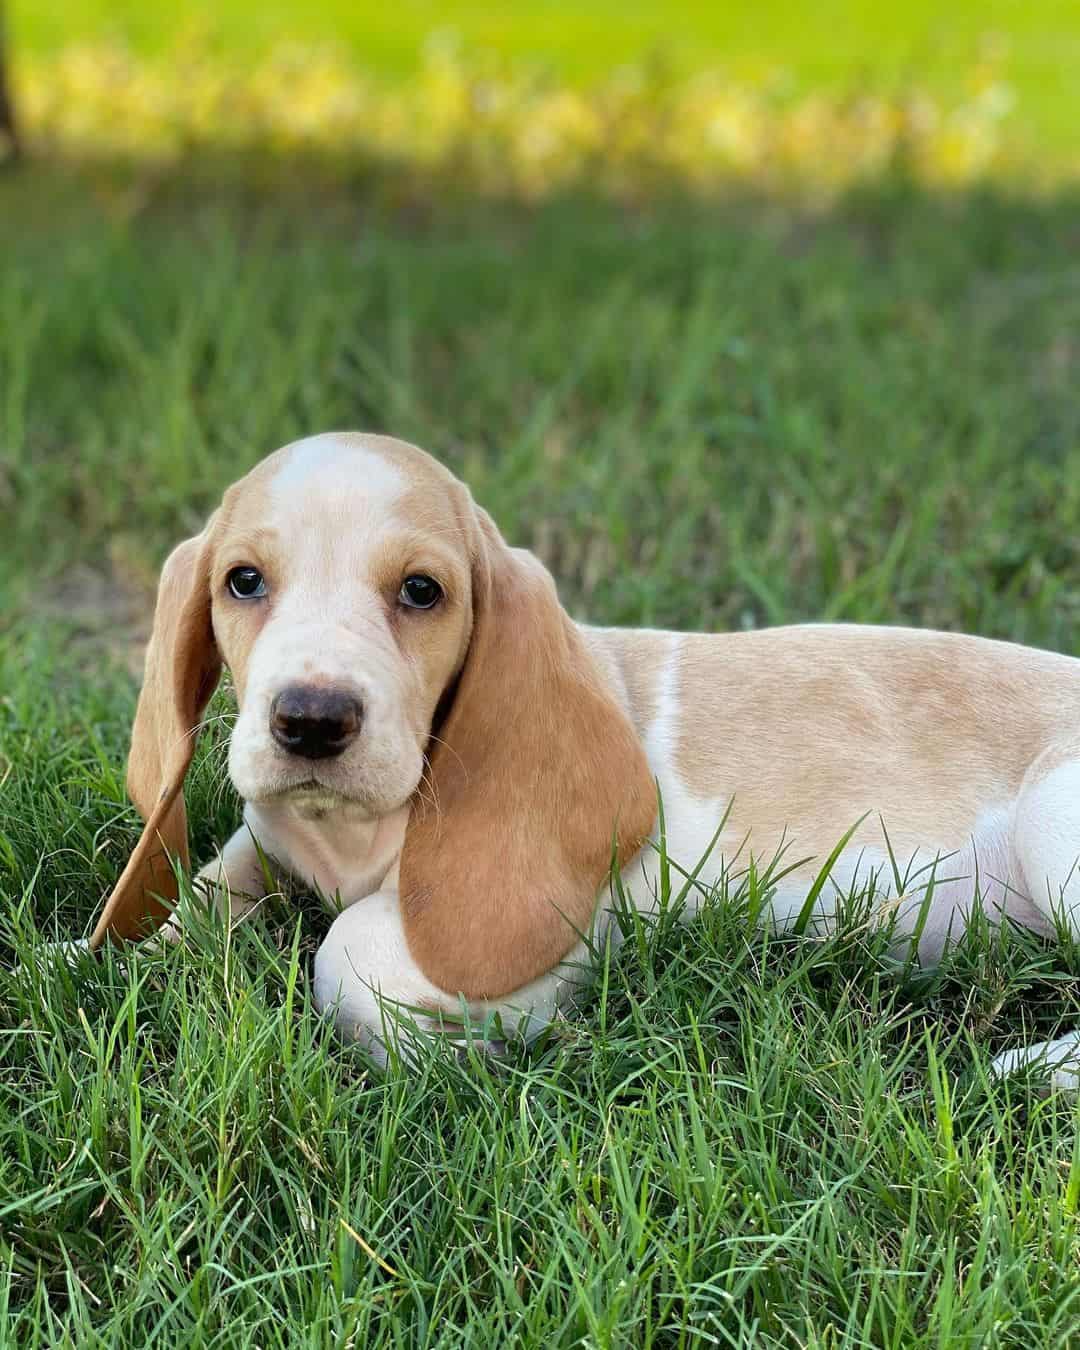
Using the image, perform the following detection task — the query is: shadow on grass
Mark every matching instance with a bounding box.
[2,137,1079,238]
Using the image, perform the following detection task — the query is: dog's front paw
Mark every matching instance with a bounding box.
[990,1034,1080,1092]
[19,938,92,974]
[153,868,260,948]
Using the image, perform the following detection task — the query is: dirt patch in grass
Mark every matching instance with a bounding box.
[42,562,153,677]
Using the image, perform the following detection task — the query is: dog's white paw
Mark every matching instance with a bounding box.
[17,938,92,979]
[141,917,184,950]
[990,1034,1080,1091]
[46,938,91,963]
[144,881,258,951]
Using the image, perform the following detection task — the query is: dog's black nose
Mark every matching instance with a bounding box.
[270,685,362,760]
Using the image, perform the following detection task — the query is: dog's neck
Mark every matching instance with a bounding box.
[245,796,410,905]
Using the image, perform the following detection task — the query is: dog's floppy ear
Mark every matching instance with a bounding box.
[88,528,221,948]
[400,511,656,1000]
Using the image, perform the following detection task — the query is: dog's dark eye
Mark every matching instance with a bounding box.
[227,566,267,600]
[399,574,442,610]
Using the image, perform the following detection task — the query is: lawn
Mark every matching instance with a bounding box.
[4,5,1080,1343]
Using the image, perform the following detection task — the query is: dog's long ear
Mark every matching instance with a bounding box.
[400,512,656,1000]
[88,529,221,948]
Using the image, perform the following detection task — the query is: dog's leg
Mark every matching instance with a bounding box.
[160,824,269,943]
[993,752,1080,1088]
[312,888,591,1065]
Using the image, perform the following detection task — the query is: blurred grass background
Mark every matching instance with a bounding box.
[4,3,1080,1343]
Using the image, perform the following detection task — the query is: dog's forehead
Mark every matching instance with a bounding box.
[271,433,408,505]
[225,432,465,538]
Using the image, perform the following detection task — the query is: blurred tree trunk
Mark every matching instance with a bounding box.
[0,4,20,163]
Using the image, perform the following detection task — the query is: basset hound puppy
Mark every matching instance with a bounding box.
[88,432,1080,1082]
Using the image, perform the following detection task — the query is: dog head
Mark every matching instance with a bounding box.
[90,433,656,998]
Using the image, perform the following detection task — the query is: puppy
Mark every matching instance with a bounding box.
[89,432,1080,1080]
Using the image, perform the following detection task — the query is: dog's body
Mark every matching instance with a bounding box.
[90,433,1080,1080]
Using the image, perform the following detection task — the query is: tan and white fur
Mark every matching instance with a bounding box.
[87,432,1080,1084]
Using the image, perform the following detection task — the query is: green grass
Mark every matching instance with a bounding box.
[6,162,1080,1340]
[11,0,1080,159]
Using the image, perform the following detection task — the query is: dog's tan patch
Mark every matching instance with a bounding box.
[669,625,1080,862]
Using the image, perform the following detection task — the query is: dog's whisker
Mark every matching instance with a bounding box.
[423,732,468,782]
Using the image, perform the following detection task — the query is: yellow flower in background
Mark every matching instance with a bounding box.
[16,39,1025,200]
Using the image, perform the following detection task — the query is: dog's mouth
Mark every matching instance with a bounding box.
[280,778,354,803]
[252,777,369,815]
[235,743,423,818]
